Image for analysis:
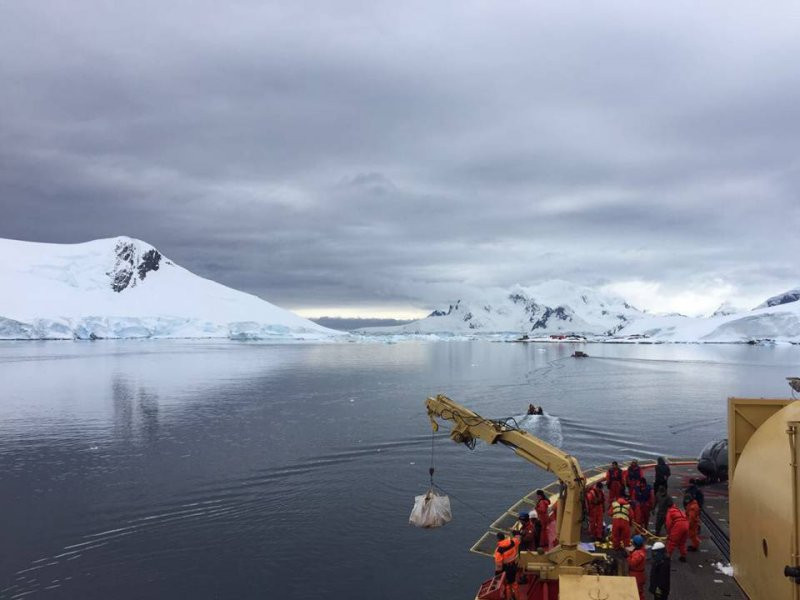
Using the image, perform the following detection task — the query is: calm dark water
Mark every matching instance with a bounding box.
[0,340,797,599]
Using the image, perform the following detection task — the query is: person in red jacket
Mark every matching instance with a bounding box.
[512,511,538,551]
[665,498,689,562]
[684,496,701,551]
[634,478,654,530]
[585,482,606,542]
[535,489,551,549]
[629,486,641,529]
[608,495,632,550]
[605,461,624,508]
[628,534,647,600]
[625,459,643,490]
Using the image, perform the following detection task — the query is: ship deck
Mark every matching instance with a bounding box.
[471,460,747,599]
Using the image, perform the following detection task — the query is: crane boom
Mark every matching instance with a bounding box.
[426,394,603,576]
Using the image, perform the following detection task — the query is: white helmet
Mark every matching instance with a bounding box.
[652,541,666,551]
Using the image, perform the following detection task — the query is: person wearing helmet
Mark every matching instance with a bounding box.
[649,541,671,599]
[628,534,647,600]
[511,511,539,551]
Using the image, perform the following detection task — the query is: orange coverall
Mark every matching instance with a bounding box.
[535,498,551,548]
[608,498,631,550]
[686,498,700,549]
[624,464,642,490]
[585,486,605,540]
[634,483,654,529]
[627,546,647,600]
[666,505,689,558]
[605,467,624,508]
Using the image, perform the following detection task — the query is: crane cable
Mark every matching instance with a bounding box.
[427,427,493,520]
[429,427,436,486]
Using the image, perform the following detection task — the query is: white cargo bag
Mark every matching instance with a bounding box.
[409,488,452,528]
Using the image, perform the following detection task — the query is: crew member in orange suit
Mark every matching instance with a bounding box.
[585,482,606,542]
[493,532,520,600]
[534,489,551,549]
[665,498,689,562]
[605,461,624,508]
[684,495,701,551]
[634,477,654,530]
[628,535,647,600]
[624,459,643,490]
[608,495,632,550]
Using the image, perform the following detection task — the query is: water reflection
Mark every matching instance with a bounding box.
[111,376,160,444]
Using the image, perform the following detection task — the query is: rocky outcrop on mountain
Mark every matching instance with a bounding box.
[108,240,168,292]
[755,288,800,309]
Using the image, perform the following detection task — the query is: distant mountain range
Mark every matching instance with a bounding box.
[359,281,642,336]
[359,280,800,344]
[2,236,798,344]
[0,236,340,340]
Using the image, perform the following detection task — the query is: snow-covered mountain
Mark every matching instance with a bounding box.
[616,289,800,343]
[359,282,800,344]
[0,236,341,340]
[710,302,740,317]
[359,281,643,336]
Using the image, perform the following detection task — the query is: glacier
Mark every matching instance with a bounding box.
[0,236,342,341]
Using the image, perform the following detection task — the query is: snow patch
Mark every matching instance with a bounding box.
[713,562,734,577]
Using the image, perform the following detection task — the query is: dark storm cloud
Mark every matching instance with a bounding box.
[2,0,799,315]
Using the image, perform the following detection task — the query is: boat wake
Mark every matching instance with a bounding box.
[515,414,564,447]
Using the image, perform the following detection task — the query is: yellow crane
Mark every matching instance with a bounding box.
[426,394,639,597]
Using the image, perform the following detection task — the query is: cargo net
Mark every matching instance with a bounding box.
[409,488,452,528]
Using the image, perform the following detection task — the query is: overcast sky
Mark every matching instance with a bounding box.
[2,1,799,318]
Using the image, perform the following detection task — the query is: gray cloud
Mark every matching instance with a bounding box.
[2,0,799,315]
